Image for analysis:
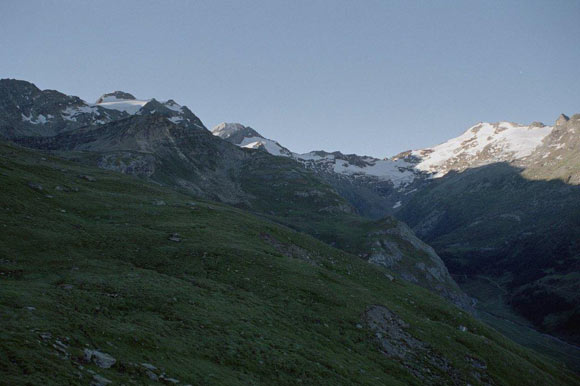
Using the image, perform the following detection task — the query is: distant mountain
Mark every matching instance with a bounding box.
[213,120,569,216]
[0,79,204,139]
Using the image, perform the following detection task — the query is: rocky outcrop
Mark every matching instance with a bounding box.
[364,305,493,385]
[364,220,473,311]
[555,113,570,126]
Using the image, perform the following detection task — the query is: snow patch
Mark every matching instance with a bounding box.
[168,116,183,124]
[21,113,49,124]
[164,101,183,112]
[240,136,289,156]
[97,99,150,114]
[331,158,415,187]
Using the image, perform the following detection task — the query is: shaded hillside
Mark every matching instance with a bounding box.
[398,162,580,345]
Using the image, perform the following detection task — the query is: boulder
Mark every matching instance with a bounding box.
[84,349,116,368]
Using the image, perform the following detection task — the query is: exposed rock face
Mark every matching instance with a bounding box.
[523,114,580,184]
[213,122,294,157]
[84,349,116,368]
[95,91,137,103]
[556,113,570,126]
[0,79,122,137]
[365,220,473,310]
[364,305,493,385]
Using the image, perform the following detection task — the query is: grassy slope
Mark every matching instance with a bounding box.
[0,142,578,385]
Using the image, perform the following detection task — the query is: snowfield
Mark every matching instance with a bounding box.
[412,122,553,176]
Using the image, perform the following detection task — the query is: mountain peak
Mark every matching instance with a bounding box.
[96,91,136,104]
[556,113,570,126]
[211,122,261,139]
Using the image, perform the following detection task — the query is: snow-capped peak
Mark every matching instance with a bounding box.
[411,121,554,177]
[212,123,259,139]
[212,122,417,187]
[95,91,137,104]
[212,123,294,157]
[95,91,150,115]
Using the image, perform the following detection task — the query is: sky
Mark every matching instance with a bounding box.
[1,0,579,157]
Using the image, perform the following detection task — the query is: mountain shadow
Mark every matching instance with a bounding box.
[396,162,580,347]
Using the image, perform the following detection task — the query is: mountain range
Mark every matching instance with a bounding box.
[212,117,580,347]
[0,78,579,383]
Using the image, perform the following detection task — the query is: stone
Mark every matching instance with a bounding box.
[153,200,167,206]
[160,375,180,384]
[168,233,182,242]
[27,182,43,191]
[141,362,157,370]
[78,175,96,182]
[91,374,112,386]
[84,349,116,368]
[146,370,159,381]
[555,114,570,126]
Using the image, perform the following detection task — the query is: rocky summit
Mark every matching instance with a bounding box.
[1,79,579,384]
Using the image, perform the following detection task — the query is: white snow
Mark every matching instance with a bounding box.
[393,201,402,209]
[61,105,99,121]
[297,152,329,161]
[215,119,554,186]
[21,113,49,124]
[412,122,553,176]
[164,101,183,112]
[331,158,415,187]
[168,116,183,124]
[240,136,289,156]
[96,99,150,114]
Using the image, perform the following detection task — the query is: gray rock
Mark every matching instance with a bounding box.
[160,375,180,383]
[168,233,182,242]
[91,374,112,386]
[146,370,159,381]
[27,182,43,191]
[140,362,157,370]
[78,175,96,182]
[84,349,116,368]
[556,113,570,126]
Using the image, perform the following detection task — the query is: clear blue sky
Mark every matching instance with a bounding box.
[1,0,579,157]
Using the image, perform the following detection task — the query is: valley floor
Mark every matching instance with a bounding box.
[457,275,580,373]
